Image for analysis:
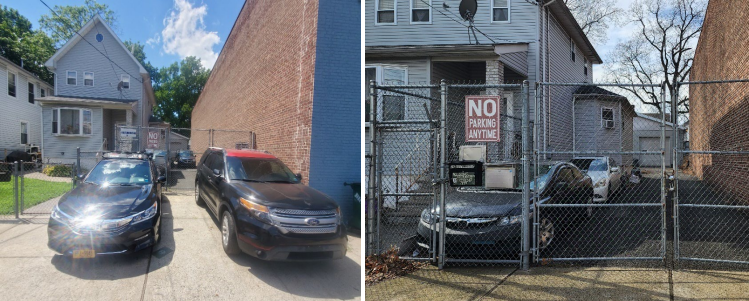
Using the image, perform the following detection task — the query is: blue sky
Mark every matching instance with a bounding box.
[6,0,245,69]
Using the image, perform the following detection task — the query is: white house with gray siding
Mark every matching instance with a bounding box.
[37,15,155,167]
[0,55,54,160]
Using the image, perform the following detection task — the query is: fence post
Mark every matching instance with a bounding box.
[13,161,19,219]
[672,82,681,262]
[438,79,447,269]
[533,83,541,261]
[660,82,668,263]
[75,147,81,186]
[166,130,170,191]
[19,160,24,214]
[521,80,531,271]
[367,80,377,256]
[210,129,214,147]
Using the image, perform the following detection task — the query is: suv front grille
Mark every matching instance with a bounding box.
[270,208,338,234]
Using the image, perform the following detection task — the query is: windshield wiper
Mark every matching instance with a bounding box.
[264,180,297,184]
[83,181,99,185]
[231,179,266,183]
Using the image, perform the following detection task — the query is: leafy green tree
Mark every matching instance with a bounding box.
[153,56,210,129]
[0,6,55,84]
[123,40,159,84]
[39,0,116,47]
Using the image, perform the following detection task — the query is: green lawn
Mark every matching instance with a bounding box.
[0,179,72,215]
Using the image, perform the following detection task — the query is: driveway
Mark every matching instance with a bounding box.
[0,192,361,300]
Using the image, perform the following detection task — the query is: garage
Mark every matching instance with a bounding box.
[638,137,670,167]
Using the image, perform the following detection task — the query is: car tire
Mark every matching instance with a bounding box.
[195,182,205,206]
[221,211,241,255]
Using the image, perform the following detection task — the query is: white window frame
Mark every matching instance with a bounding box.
[491,0,511,23]
[410,0,432,24]
[66,70,77,85]
[52,107,93,136]
[601,107,614,128]
[375,0,397,25]
[84,72,94,86]
[121,74,130,89]
[7,70,16,98]
[365,64,409,121]
[20,121,28,145]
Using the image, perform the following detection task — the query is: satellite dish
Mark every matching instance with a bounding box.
[459,0,478,21]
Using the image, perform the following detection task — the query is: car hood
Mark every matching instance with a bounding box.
[433,191,524,218]
[57,183,153,219]
[233,182,338,210]
[586,171,608,183]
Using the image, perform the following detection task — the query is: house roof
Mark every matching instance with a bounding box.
[170,131,190,140]
[635,112,687,130]
[546,0,603,64]
[573,86,626,98]
[0,55,53,89]
[37,95,137,109]
[44,15,147,75]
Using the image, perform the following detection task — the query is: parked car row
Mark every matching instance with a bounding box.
[47,148,347,261]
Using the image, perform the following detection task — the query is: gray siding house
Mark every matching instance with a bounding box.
[571,86,635,165]
[633,113,686,167]
[0,55,54,158]
[38,15,155,166]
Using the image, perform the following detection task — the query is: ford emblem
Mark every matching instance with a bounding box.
[305,218,320,226]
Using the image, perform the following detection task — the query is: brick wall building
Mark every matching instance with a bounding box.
[689,0,749,202]
[192,0,361,222]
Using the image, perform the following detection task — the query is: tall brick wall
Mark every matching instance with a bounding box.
[689,1,749,202]
[191,0,320,182]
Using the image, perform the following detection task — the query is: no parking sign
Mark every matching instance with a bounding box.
[465,95,501,142]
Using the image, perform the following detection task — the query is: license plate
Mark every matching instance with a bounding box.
[73,249,95,259]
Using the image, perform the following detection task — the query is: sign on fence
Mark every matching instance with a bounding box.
[147,131,159,149]
[465,95,501,142]
[120,127,137,140]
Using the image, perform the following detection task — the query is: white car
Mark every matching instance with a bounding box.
[570,157,622,203]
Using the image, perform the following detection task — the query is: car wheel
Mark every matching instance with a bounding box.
[538,216,554,249]
[221,211,241,255]
[195,182,205,206]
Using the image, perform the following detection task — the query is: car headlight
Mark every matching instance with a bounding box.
[240,197,273,225]
[50,205,67,223]
[499,215,522,226]
[421,210,437,225]
[130,202,158,224]
[594,178,607,188]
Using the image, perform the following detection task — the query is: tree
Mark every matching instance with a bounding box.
[564,0,623,45]
[123,40,159,84]
[606,0,706,116]
[0,6,55,84]
[152,56,211,129]
[39,0,116,47]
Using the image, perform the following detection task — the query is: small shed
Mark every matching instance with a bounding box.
[572,86,636,166]
[633,113,687,167]
[169,131,190,153]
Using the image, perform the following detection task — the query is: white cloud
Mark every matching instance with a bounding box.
[160,0,220,68]
[146,33,161,48]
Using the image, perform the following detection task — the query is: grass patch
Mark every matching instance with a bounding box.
[0,178,72,215]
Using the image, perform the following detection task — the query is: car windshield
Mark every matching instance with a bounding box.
[570,159,607,171]
[85,160,151,186]
[520,165,554,191]
[154,151,166,157]
[226,157,300,183]
[179,151,193,157]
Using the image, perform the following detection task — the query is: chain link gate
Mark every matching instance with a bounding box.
[674,79,749,265]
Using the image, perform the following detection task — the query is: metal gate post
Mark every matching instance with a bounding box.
[660,82,668,262]
[166,129,170,192]
[521,80,531,271]
[367,80,377,256]
[19,160,24,213]
[533,83,541,262]
[75,147,81,186]
[672,83,681,261]
[438,80,447,269]
[13,161,18,219]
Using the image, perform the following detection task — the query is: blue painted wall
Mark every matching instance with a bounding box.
[308,0,361,228]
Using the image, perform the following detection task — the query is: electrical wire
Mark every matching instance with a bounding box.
[419,0,510,45]
[96,24,130,99]
[39,0,143,84]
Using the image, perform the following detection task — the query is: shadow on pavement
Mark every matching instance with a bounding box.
[49,195,176,280]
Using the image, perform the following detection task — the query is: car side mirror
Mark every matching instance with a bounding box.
[296,173,303,181]
[157,176,166,183]
[213,169,222,177]
[76,173,86,181]
[611,167,620,173]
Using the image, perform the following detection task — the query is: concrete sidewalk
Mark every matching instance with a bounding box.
[0,192,361,300]
[365,265,749,300]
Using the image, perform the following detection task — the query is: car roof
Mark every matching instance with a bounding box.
[225,149,277,159]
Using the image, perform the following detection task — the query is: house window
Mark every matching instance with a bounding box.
[570,38,576,62]
[584,58,588,76]
[20,122,28,145]
[121,75,130,89]
[365,65,408,121]
[54,108,93,136]
[28,83,34,104]
[492,0,510,22]
[41,88,45,97]
[7,71,16,97]
[67,71,77,85]
[601,107,614,128]
[376,0,396,24]
[411,0,430,23]
[84,72,94,86]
